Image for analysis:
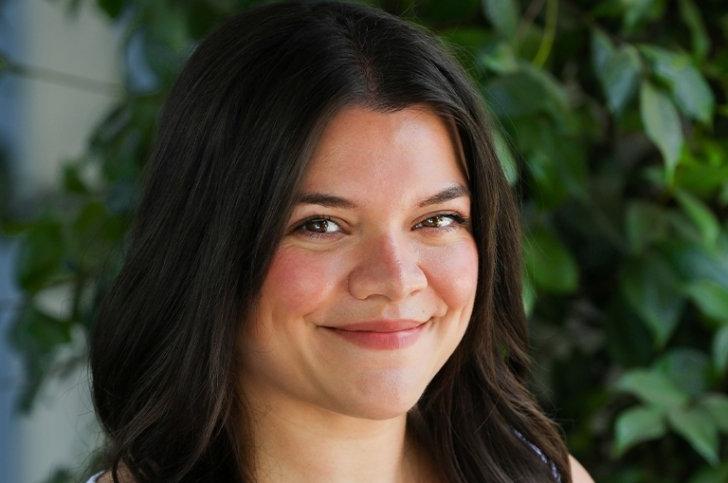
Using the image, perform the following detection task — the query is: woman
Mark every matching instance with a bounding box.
[86,1,593,481]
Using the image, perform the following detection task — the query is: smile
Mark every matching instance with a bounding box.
[322,320,429,350]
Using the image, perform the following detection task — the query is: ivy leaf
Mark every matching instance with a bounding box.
[591,28,614,74]
[640,81,684,184]
[621,254,685,348]
[62,163,91,195]
[654,349,710,397]
[674,190,720,248]
[524,226,579,294]
[483,65,570,120]
[8,304,74,412]
[479,41,519,74]
[689,462,728,483]
[625,201,668,255]
[616,369,690,409]
[713,326,728,375]
[96,0,124,19]
[667,405,720,466]
[482,0,519,39]
[522,269,536,318]
[684,279,728,325]
[678,0,710,61]
[441,27,494,75]
[491,127,518,185]
[640,45,715,125]
[16,219,67,294]
[622,0,661,33]
[613,405,667,456]
[599,45,642,113]
[699,393,728,433]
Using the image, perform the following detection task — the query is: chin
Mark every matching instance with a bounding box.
[333,377,428,420]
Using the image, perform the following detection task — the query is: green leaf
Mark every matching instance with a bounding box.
[479,41,519,74]
[491,127,518,185]
[440,27,494,74]
[599,45,642,113]
[622,0,661,33]
[689,461,728,483]
[684,279,728,324]
[522,269,536,318]
[674,190,720,247]
[482,0,519,39]
[616,369,690,408]
[621,254,685,347]
[524,226,579,294]
[678,0,710,61]
[8,304,74,412]
[62,163,90,195]
[654,348,710,397]
[16,219,66,294]
[700,393,728,433]
[625,201,668,255]
[613,405,667,456]
[591,28,614,74]
[517,119,588,206]
[713,326,728,374]
[667,405,720,465]
[640,81,684,183]
[96,0,124,19]
[640,45,715,125]
[483,65,569,120]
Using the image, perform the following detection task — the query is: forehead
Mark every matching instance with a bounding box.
[299,104,468,197]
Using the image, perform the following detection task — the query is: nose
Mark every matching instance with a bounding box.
[348,232,428,302]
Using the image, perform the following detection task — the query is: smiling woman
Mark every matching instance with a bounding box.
[86,1,591,482]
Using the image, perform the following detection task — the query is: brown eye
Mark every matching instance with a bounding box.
[293,216,343,239]
[415,213,470,232]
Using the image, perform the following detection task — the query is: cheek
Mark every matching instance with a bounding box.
[423,238,479,309]
[261,246,343,316]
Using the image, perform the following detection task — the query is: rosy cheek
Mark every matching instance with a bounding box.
[423,239,479,309]
[262,246,342,316]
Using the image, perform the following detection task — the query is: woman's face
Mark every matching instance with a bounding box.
[239,104,479,420]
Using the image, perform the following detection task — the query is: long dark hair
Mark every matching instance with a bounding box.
[89,1,571,481]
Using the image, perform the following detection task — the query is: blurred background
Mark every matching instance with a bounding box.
[0,0,726,482]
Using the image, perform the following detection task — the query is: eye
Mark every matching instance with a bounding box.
[414,213,471,232]
[292,212,471,240]
[292,215,344,239]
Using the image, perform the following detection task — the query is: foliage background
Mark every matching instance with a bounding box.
[1,0,727,481]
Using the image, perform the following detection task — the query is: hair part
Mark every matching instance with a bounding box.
[89,1,571,481]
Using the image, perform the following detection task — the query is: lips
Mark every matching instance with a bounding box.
[324,319,427,332]
[321,319,431,350]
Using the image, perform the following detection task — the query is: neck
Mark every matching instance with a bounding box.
[238,387,434,482]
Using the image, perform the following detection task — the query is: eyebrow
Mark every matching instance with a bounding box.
[294,184,471,209]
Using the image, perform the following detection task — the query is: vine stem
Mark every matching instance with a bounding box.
[0,50,123,97]
[533,0,559,67]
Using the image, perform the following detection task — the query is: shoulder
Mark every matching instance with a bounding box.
[86,466,136,483]
[569,453,595,483]
[87,471,111,483]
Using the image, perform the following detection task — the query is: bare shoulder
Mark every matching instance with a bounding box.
[93,465,136,483]
[95,472,111,483]
[569,454,595,483]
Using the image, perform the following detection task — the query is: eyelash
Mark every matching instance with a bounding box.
[291,213,472,240]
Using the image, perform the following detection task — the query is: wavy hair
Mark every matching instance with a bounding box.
[89,1,571,481]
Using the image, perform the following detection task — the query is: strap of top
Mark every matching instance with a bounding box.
[85,470,103,483]
[513,428,562,482]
